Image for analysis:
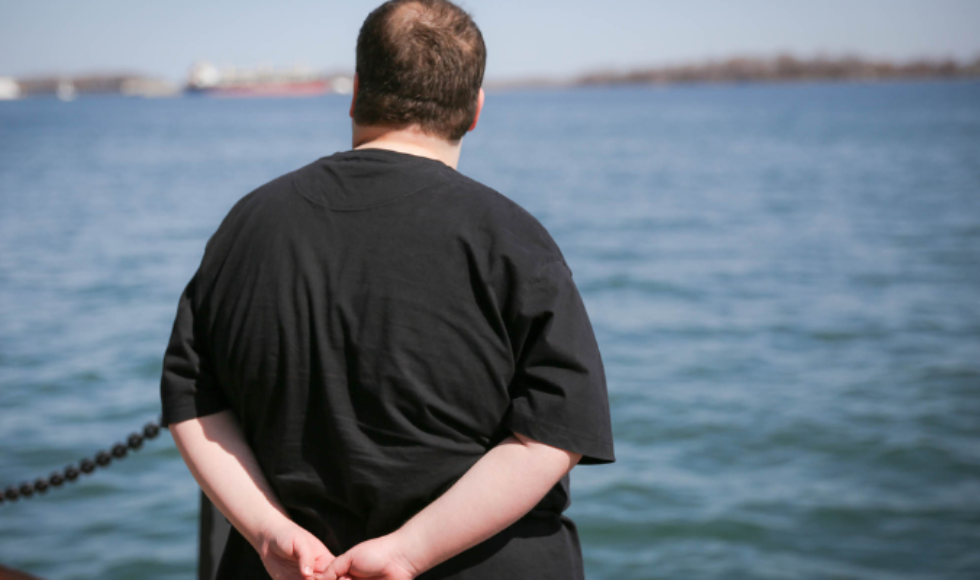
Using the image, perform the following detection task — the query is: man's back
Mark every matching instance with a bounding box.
[162,148,614,578]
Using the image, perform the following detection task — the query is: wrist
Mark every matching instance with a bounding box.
[249,511,296,555]
[386,528,427,577]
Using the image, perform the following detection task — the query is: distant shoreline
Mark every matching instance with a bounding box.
[486,75,980,93]
[4,54,979,99]
[488,54,980,91]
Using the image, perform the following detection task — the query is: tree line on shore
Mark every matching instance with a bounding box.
[574,54,980,86]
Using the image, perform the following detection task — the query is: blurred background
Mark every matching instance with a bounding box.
[1,1,979,579]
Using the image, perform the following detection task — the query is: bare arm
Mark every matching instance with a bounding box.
[324,433,582,579]
[169,410,335,579]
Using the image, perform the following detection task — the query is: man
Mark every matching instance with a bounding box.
[160,1,615,579]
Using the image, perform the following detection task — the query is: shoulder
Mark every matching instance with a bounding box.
[223,169,302,224]
[202,167,305,256]
[440,169,567,267]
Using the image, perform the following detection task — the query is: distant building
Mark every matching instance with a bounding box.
[56,79,76,102]
[15,74,176,98]
[0,77,21,100]
[120,78,180,98]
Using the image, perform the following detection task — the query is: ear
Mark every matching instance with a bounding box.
[468,88,485,132]
[349,74,360,119]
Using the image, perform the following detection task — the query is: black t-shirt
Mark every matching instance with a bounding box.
[160,148,615,579]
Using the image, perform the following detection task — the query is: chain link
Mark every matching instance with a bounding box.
[1,421,163,505]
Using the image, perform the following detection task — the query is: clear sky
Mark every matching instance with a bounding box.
[1,0,979,82]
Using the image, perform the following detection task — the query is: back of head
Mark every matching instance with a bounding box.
[354,0,486,142]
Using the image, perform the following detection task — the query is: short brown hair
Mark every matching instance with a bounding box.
[354,0,486,141]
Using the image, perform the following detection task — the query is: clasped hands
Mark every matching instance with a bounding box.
[258,519,420,580]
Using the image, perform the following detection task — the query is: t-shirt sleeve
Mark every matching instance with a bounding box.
[159,271,230,427]
[504,259,615,465]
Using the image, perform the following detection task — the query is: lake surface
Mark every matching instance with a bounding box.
[1,81,978,579]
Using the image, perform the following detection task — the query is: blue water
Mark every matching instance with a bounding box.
[1,82,979,579]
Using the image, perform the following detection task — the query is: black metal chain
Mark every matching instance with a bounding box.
[0,421,163,505]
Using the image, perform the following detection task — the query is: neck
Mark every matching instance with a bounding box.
[352,123,462,169]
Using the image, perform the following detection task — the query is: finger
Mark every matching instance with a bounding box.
[313,552,333,573]
[296,538,317,578]
[324,552,352,580]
